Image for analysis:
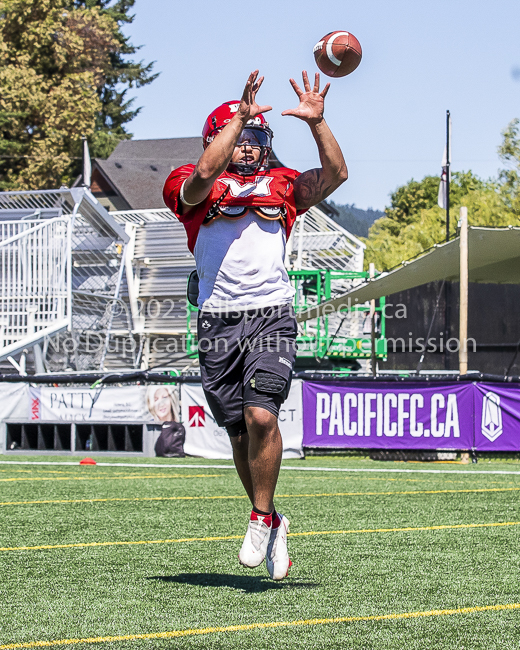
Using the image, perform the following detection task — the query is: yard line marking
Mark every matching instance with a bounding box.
[276,487,520,498]
[288,521,520,537]
[0,535,243,551]
[1,521,519,552]
[1,460,520,475]
[281,466,520,476]
[0,495,248,506]
[0,469,35,473]
[1,486,519,508]
[279,487,520,498]
[0,474,222,483]
[285,475,425,481]
[1,602,519,648]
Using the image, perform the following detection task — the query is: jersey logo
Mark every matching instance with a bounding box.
[219,176,273,198]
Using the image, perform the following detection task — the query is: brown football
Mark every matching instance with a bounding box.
[313,31,362,78]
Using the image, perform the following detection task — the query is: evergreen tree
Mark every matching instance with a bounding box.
[327,201,383,238]
[71,0,158,159]
[0,0,156,190]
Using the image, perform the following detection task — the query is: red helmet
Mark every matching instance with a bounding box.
[202,101,273,176]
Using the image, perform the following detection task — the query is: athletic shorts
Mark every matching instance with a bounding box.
[197,304,297,437]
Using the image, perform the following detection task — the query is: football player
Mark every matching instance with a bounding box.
[163,70,348,580]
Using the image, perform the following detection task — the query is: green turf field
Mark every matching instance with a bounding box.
[0,455,519,649]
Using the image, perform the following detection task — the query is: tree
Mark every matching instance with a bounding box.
[327,201,383,238]
[71,1,158,160]
[364,170,516,272]
[363,120,520,271]
[0,0,156,190]
[498,118,520,215]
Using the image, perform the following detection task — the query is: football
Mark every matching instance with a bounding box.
[313,31,362,78]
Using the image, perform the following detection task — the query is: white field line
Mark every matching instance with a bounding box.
[0,460,520,476]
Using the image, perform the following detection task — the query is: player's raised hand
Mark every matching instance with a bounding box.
[238,70,272,122]
[282,71,330,124]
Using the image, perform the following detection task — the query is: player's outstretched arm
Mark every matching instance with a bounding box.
[180,71,272,209]
[282,71,348,211]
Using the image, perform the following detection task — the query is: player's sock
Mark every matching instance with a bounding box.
[252,506,273,528]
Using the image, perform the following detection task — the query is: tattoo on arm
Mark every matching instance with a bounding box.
[294,169,333,210]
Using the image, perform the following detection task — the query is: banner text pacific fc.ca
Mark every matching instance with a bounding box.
[316,391,460,438]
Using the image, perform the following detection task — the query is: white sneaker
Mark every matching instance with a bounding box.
[238,514,272,568]
[266,514,291,580]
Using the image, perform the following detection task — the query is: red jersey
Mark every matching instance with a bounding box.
[163,165,304,254]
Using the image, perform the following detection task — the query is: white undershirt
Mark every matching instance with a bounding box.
[193,210,295,312]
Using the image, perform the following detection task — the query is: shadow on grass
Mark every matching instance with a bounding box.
[147,574,319,593]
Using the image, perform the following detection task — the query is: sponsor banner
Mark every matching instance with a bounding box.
[0,383,30,422]
[28,385,179,424]
[302,382,474,449]
[180,384,231,459]
[181,380,304,460]
[278,379,304,458]
[2,379,518,454]
[474,383,520,452]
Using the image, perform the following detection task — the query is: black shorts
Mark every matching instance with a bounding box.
[197,304,297,437]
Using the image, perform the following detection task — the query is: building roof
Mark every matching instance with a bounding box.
[92,137,285,210]
[92,138,202,210]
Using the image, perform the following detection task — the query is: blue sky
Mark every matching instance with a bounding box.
[124,0,520,211]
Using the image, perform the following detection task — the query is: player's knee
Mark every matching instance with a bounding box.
[244,405,277,434]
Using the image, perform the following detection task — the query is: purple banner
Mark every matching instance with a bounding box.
[302,382,475,450]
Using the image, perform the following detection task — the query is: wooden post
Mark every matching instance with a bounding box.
[369,263,377,377]
[459,207,468,375]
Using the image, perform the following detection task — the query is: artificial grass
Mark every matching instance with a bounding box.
[0,458,519,648]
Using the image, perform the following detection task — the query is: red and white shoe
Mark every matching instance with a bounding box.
[238,512,272,568]
[266,514,291,580]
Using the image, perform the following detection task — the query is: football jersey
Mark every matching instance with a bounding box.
[163,166,305,312]
[163,165,304,253]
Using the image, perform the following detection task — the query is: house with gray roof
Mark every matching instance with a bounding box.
[90,137,283,211]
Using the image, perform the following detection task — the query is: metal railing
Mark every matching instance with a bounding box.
[0,217,72,358]
[0,214,43,243]
[0,188,130,370]
[111,207,177,225]
[289,206,366,273]
[0,192,370,371]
